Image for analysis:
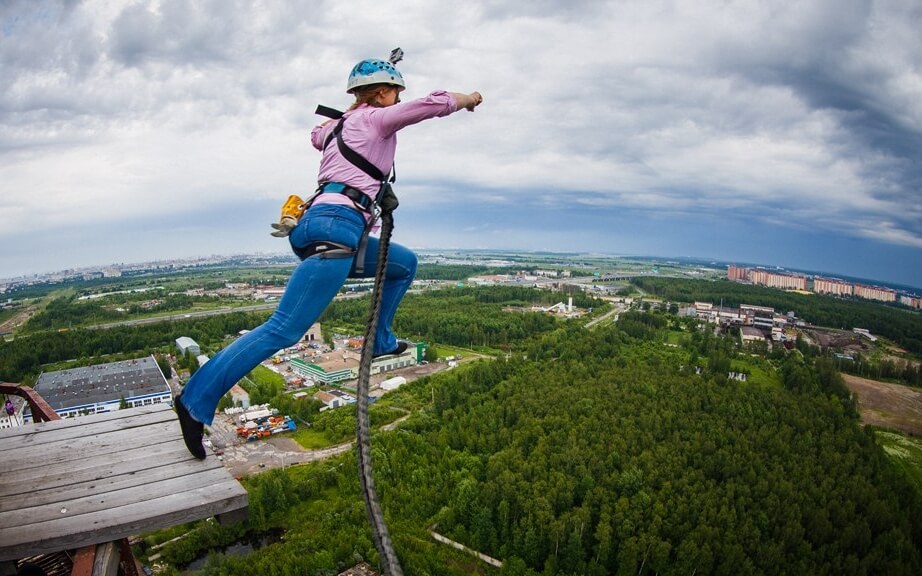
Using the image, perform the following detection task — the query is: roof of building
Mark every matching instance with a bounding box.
[229,384,249,398]
[313,390,356,405]
[313,391,338,405]
[294,352,360,372]
[34,356,170,411]
[175,336,199,348]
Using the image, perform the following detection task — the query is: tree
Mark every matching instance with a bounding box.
[155,354,172,380]
[217,392,234,412]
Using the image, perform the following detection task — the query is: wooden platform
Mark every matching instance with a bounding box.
[0,403,248,562]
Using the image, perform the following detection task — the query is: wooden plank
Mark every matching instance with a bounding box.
[0,442,198,497]
[0,481,248,560]
[0,405,176,448]
[92,542,121,576]
[0,404,174,442]
[0,402,248,564]
[5,429,178,477]
[3,467,234,528]
[5,421,180,472]
[1,450,223,512]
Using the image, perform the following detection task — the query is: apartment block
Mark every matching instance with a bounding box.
[900,295,922,309]
[814,278,854,297]
[853,284,897,303]
[747,269,807,290]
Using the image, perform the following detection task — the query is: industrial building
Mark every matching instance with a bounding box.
[289,341,424,385]
[692,302,788,341]
[175,336,200,356]
[26,356,172,423]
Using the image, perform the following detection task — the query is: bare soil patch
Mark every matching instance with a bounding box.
[802,327,871,355]
[0,304,37,334]
[842,373,922,437]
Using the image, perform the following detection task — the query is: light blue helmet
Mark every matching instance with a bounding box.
[347,58,406,94]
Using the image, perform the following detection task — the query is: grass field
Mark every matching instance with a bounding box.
[729,359,778,388]
[875,431,922,496]
[291,428,337,449]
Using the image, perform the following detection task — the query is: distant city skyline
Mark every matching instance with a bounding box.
[2,2,921,290]
[3,248,919,295]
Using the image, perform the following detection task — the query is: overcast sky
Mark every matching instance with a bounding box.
[2,0,921,289]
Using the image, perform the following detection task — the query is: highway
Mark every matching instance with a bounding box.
[87,303,278,330]
[87,291,372,330]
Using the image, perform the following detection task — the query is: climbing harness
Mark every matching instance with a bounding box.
[291,239,355,262]
[315,111,398,275]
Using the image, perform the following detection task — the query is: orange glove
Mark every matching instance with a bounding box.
[270,195,305,237]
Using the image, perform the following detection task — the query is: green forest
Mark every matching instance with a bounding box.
[0,285,603,384]
[0,310,274,383]
[330,286,603,351]
[4,277,922,574]
[141,309,922,575]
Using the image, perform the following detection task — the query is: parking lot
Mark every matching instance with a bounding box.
[205,358,451,477]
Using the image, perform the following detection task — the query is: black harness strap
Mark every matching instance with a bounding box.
[315,104,344,120]
[335,119,387,182]
[293,240,355,262]
[322,117,396,184]
[319,182,374,212]
[319,116,397,274]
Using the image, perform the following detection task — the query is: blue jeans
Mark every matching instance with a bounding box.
[180,204,417,425]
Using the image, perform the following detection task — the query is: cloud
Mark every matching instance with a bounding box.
[0,0,920,287]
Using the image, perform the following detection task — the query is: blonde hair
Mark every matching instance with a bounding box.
[348,83,393,111]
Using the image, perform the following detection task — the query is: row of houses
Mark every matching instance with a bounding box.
[727,265,920,307]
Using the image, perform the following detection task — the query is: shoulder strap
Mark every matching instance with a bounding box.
[323,118,395,183]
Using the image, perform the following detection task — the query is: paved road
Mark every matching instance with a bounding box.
[89,303,278,330]
[584,302,625,328]
[0,304,37,335]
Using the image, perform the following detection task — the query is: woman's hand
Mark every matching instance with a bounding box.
[453,91,483,112]
[465,91,483,111]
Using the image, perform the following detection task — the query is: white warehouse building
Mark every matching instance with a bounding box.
[176,336,201,356]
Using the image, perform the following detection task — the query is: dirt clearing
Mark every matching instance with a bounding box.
[842,373,922,437]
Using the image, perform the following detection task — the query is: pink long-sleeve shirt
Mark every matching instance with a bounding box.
[309,90,458,215]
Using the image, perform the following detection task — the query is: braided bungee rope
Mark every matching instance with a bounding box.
[355,208,404,576]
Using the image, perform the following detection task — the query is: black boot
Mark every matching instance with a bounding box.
[175,394,206,460]
[373,341,408,359]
